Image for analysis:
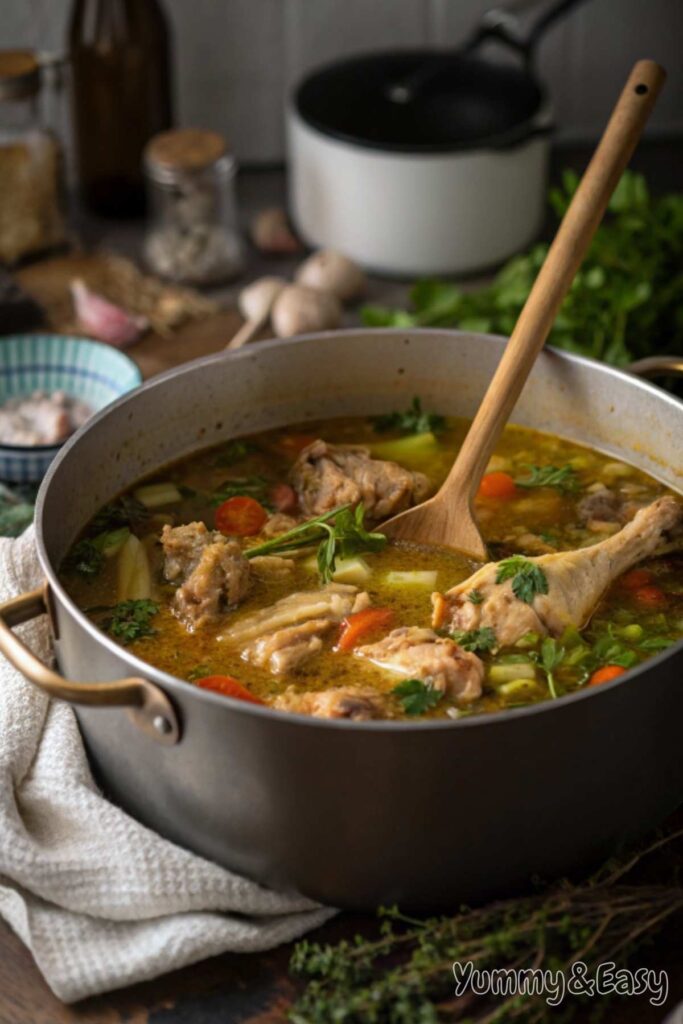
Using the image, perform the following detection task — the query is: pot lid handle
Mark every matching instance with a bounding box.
[0,585,180,745]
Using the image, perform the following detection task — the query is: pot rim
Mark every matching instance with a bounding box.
[35,328,683,732]
[291,48,553,155]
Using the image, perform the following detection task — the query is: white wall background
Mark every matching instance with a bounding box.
[3,0,682,164]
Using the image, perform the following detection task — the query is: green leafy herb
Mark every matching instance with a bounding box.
[449,626,496,653]
[90,495,149,533]
[66,539,104,578]
[361,170,683,367]
[211,476,272,508]
[467,589,484,604]
[515,463,579,492]
[187,663,212,682]
[371,396,445,436]
[530,637,565,698]
[245,502,386,583]
[495,556,549,604]
[104,599,159,644]
[392,678,443,715]
[639,636,673,652]
[214,439,254,466]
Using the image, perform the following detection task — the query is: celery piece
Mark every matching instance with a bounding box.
[498,679,542,700]
[514,631,541,649]
[369,432,438,467]
[617,623,644,642]
[134,482,182,508]
[489,662,537,684]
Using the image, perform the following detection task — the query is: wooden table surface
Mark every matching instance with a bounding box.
[2,144,682,1024]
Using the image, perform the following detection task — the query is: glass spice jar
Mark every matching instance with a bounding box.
[0,50,66,266]
[143,128,244,286]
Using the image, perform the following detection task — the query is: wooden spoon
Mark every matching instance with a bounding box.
[381,59,666,561]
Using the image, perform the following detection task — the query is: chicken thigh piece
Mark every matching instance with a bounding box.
[432,497,682,646]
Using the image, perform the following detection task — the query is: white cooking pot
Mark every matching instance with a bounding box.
[288,0,586,276]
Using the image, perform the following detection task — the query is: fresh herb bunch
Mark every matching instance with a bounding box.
[103,599,159,644]
[288,825,683,1023]
[515,464,579,493]
[392,678,443,715]
[362,170,683,366]
[246,503,387,583]
[496,557,549,604]
[372,397,446,436]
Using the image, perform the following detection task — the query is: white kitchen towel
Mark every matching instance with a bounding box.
[0,527,334,1003]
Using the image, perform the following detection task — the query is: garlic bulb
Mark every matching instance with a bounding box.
[237,276,287,324]
[271,285,342,338]
[295,249,366,303]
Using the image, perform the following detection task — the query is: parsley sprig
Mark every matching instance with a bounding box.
[515,464,579,492]
[530,637,565,699]
[392,678,443,715]
[495,556,549,604]
[103,599,159,644]
[245,503,386,583]
[449,626,497,654]
[371,397,445,436]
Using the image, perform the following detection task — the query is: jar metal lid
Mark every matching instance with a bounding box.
[0,50,41,101]
[145,128,231,176]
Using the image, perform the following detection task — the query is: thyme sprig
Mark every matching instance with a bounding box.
[289,826,683,1023]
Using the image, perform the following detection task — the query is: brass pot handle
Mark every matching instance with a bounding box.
[629,355,683,380]
[0,585,180,745]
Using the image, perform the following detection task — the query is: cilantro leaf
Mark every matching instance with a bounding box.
[467,589,484,604]
[104,599,159,644]
[450,627,497,653]
[371,397,445,436]
[515,464,579,492]
[529,637,565,698]
[495,556,549,604]
[392,678,443,715]
[66,539,104,578]
[90,495,149,533]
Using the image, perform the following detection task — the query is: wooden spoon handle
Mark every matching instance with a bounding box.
[443,59,666,502]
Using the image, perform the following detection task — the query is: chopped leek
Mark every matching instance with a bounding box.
[489,662,537,684]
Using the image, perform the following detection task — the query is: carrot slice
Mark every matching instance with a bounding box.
[588,665,627,687]
[477,472,517,500]
[194,675,265,704]
[270,482,298,513]
[620,568,654,590]
[632,584,667,608]
[336,607,394,653]
[215,495,268,536]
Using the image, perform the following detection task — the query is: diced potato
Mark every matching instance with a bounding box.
[369,432,438,467]
[489,662,536,684]
[384,570,438,589]
[135,482,182,508]
[117,534,152,601]
[331,557,372,585]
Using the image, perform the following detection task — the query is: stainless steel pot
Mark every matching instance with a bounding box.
[1,330,682,910]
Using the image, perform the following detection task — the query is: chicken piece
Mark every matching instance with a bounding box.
[245,619,334,674]
[356,626,484,704]
[273,685,388,720]
[161,522,250,630]
[248,554,295,577]
[433,497,683,646]
[221,583,371,674]
[290,439,430,521]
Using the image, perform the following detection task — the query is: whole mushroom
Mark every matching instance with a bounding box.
[271,284,342,338]
[295,249,366,303]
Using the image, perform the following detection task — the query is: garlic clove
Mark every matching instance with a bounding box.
[70,279,148,347]
[238,276,287,324]
[271,284,342,338]
[295,249,366,303]
[250,207,302,254]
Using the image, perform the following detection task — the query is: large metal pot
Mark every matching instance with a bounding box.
[1,331,682,910]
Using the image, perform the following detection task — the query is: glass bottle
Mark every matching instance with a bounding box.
[143,129,244,286]
[0,50,66,265]
[69,0,173,218]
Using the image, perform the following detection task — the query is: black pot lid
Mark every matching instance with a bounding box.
[294,49,546,153]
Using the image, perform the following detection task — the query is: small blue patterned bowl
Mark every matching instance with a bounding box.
[0,334,142,483]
